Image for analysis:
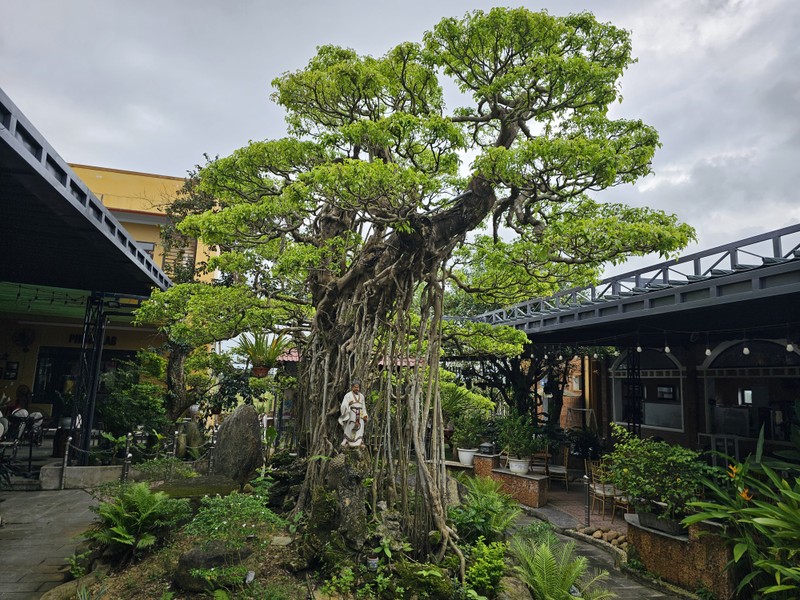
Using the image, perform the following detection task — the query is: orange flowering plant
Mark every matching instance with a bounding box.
[685,428,800,598]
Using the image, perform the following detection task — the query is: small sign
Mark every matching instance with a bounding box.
[3,361,19,380]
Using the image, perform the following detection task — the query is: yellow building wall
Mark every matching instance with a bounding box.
[70,164,216,281]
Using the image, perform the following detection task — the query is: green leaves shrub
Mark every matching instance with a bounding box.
[607,423,712,519]
[466,537,507,597]
[86,482,191,564]
[448,475,520,543]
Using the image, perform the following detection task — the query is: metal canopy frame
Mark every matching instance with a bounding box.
[472,224,800,346]
[1,87,173,461]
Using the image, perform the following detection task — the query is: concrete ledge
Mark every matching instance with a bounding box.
[40,462,124,490]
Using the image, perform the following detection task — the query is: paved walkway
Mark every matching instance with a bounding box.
[0,489,97,600]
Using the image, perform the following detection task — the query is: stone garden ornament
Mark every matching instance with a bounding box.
[339,380,368,448]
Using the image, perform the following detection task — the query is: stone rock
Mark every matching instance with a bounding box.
[212,404,263,485]
[592,530,603,539]
[617,535,627,544]
[611,538,619,546]
[581,526,598,535]
[271,536,293,547]
[325,449,371,551]
[496,576,534,600]
[600,526,611,533]
[602,531,619,542]
[174,542,253,592]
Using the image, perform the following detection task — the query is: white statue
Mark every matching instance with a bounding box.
[339,380,368,448]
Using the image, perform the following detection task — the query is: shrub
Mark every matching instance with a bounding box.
[86,482,191,564]
[448,475,521,544]
[496,411,547,459]
[466,537,507,597]
[451,410,488,449]
[607,423,712,519]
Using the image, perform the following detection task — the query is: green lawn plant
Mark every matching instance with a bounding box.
[184,492,287,549]
[685,428,800,598]
[86,482,191,565]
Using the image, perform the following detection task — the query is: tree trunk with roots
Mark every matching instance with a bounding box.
[295,180,495,560]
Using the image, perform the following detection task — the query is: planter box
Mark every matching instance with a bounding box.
[625,514,735,599]
[636,508,687,536]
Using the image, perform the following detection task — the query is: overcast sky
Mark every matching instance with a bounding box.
[3,0,799,264]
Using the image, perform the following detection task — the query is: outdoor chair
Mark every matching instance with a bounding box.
[589,460,617,520]
[529,449,550,476]
[547,444,570,491]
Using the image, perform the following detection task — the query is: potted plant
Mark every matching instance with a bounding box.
[235,332,288,377]
[497,412,547,474]
[451,410,488,466]
[606,423,712,534]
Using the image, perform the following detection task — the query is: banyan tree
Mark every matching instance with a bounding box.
[147,8,695,560]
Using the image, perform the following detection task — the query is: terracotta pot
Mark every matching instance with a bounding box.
[251,366,269,377]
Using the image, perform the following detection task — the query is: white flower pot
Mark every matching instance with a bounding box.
[457,447,479,466]
[507,457,531,474]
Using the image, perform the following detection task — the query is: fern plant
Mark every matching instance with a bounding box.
[449,475,521,543]
[510,536,615,600]
[86,482,191,564]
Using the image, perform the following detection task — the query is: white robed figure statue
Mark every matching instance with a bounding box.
[339,380,368,447]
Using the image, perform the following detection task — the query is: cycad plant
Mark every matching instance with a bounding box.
[510,536,615,600]
[235,332,289,375]
[86,482,191,564]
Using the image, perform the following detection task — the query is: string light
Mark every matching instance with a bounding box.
[705,333,712,356]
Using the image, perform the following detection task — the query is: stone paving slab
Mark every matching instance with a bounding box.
[0,489,97,600]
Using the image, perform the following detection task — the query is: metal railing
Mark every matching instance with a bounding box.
[471,223,800,327]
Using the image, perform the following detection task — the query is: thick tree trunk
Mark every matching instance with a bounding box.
[166,344,190,422]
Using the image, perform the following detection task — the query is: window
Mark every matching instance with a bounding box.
[739,389,753,405]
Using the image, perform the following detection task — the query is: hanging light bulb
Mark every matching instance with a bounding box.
[787,342,795,352]
[592,352,598,359]
[636,345,642,353]
[557,354,563,361]
[742,345,750,355]
[572,354,579,361]
[705,347,712,356]
[543,353,548,360]
[664,345,671,354]
[613,349,620,356]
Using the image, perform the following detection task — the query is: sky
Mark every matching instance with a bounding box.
[3,0,800,267]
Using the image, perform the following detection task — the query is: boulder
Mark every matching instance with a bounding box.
[212,404,263,485]
[174,542,253,592]
[497,576,534,600]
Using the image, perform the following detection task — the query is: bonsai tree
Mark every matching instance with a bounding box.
[235,332,288,377]
[607,423,712,520]
[497,412,547,459]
